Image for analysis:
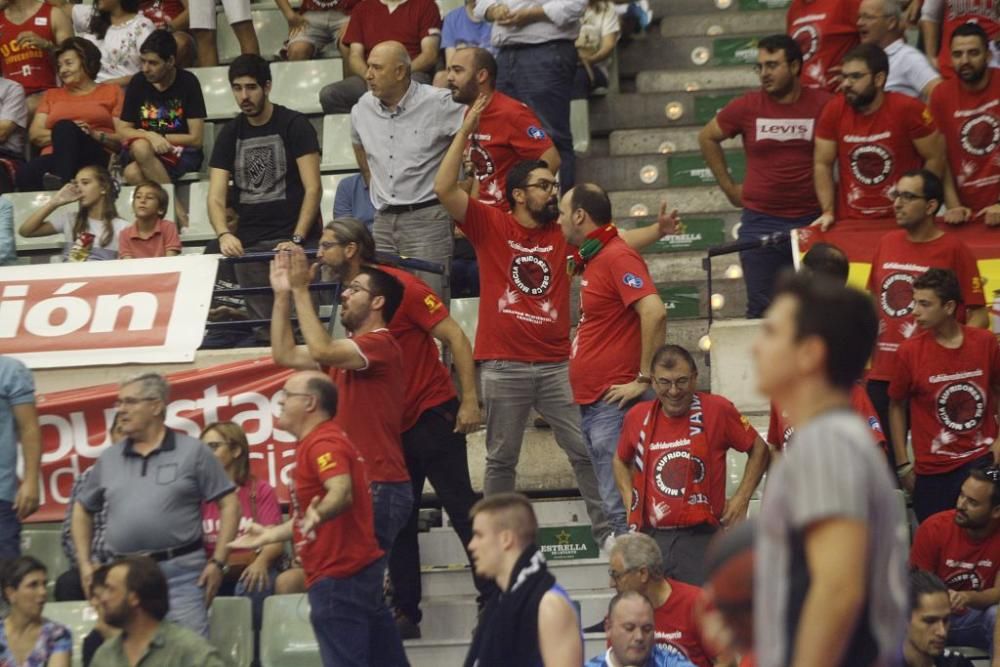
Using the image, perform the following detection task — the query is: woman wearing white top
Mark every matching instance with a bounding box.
[72,0,156,86]
[19,165,129,261]
[573,0,620,99]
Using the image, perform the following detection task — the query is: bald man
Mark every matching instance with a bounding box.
[348,40,466,303]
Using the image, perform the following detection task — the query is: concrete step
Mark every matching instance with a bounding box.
[659,8,785,37]
[609,128,742,156]
[591,91,745,133]
[609,187,737,218]
[577,150,745,191]
[636,66,758,94]
[406,633,607,667]
[650,0,789,16]
[618,33,771,75]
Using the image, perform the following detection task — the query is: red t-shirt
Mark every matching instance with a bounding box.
[767,384,885,451]
[715,87,832,218]
[458,198,570,362]
[786,0,862,91]
[342,0,441,58]
[933,1,1000,79]
[866,230,985,381]
[138,0,186,25]
[291,420,383,586]
[929,72,1000,215]
[889,326,1000,474]
[911,509,1000,592]
[329,329,410,482]
[301,0,362,13]
[467,92,554,212]
[202,479,283,559]
[0,2,57,95]
[379,264,456,432]
[616,394,758,525]
[815,92,937,220]
[569,236,657,404]
[654,579,717,667]
[38,84,124,156]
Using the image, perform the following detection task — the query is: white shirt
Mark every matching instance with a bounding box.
[72,6,156,83]
[884,38,940,99]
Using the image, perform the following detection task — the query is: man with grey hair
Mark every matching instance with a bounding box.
[350,40,465,302]
[606,533,717,667]
[857,0,941,99]
[71,372,240,637]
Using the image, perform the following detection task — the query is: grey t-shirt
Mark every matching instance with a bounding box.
[754,409,908,667]
[77,430,235,554]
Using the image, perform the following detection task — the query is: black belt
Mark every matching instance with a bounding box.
[119,538,203,562]
[499,39,574,51]
[382,198,440,215]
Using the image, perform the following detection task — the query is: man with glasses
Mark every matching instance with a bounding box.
[857,0,941,100]
[698,33,832,318]
[813,43,945,229]
[865,170,987,473]
[911,467,1000,657]
[71,373,240,637]
[612,344,768,586]
[889,268,1000,521]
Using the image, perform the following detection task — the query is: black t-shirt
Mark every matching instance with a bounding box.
[120,69,207,136]
[935,650,975,667]
[210,103,320,245]
[82,628,105,667]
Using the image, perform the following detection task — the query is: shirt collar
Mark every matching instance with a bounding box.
[377,80,420,115]
[123,429,176,457]
[884,38,905,54]
[128,225,163,240]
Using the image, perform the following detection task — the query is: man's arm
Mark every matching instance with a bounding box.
[207,167,243,257]
[889,399,914,492]
[411,35,441,74]
[539,145,561,176]
[429,316,481,433]
[228,519,295,549]
[604,294,665,406]
[302,474,354,534]
[721,437,769,525]
[348,41,367,78]
[12,403,40,521]
[914,131,945,177]
[943,162,973,224]
[618,201,682,249]
[698,118,741,208]
[199,490,240,606]
[70,502,96,597]
[292,152,322,240]
[920,77,941,100]
[352,144,371,187]
[164,117,205,148]
[612,456,634,513]
[538,591,584,667]
[812,137,838,230]
[435,97,483,224]
[789,517,869,667]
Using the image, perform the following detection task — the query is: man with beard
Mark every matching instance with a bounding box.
[446,47,559,211]
[698,34,832,318]
[585,591,696,667]
[90,556,225,666]
[857,0,941,100]
[930,22,1000,226]
[813,43,945,228]
[270,252,413,560]
[434,95,680,550]
[901,571,976,667]
[207,54,322,335]
[920,0,1000,78]
[911,467,1000,658]
[866,172,987,476]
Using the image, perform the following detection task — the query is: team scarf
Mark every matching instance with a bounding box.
[567,223,619,275]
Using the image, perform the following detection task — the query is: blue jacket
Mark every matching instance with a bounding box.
[585,645,697,667]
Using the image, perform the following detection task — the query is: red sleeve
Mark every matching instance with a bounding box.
[849,386,885,446]
[766,402,782,448]
[354,331,394,375]
[306,437,353,484]
[928,86,947,131]
[910,518,941,571]
[990,334,1000,388]
[117,230,134,258]
[903,97,937,140]
[400,273,449,333]
[110,85,124,118]
[714,95,747,139]
[37,90,52,116]
[610,252,657,309]
[342,8,365,46]
[887,341,915,401]
[721,398,758,453]
[954,243,985,307]
[418,0,442,38]
[458,197,495,245]
[814,97,841,141]
[253,481,283,526]
[163,220,182,252]
[616,404,643,462]
[507,105,555,160]
[866,243,882,293]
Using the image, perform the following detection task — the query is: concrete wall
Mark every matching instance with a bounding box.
[709,319,767,414]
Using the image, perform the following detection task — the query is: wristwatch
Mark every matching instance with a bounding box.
[211,558,230,575]
[291,234,305,245]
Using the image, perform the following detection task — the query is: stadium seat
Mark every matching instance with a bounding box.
[177,122,216,182]
[192,66,239,120]
[747,498,761,518]
[571,99,590,154]
[320,115,358,172]
[217,9,289,63]
[209,597,254,667]
[450,297,479,343]
[20,527,68,600]
[260,594,323,667]
[44,600,97,667]
[184,180,217,244]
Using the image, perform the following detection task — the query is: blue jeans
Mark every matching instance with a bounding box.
[949,605,997,655]
[580,399,633,535]
[308,557,409,667]
[737,208,816,318]
[496,40,577,189]
[371,481,413,554]
[159,550,209,637]
[0,499,20,560]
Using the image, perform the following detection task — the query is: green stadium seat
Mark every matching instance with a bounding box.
[260,594,323,667]
[21,528,71,600]
[570,99,590,154]
[449,297,479,344]
[44,600,97,667]
[320,115,358,172]
[209,597,254,667]
[193,60,344,120]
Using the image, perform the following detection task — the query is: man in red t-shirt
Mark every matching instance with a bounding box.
[446,47,559,211]
[920,0,1000,78]
[890,268,1000,522]
[813,43,945,229]
[699,33,832,318]
[560,183,666,540]
[0,0,72,110]
[315,216,488,637]
[866,170,988,475]
[911,467,1000,655]
[613,345,768,585]
[318,0,442,113]
[606,533,717,667]
[270,250,413,555]
[931,23,1000,226]
[229,370,408,666]
[786,0,862,91]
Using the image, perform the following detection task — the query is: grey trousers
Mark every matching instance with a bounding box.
[373,203,452,304]
[648,524,719,586]
[480,359,612,543]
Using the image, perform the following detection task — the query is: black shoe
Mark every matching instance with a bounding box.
[42,172,64,190]
[395,612,422,640]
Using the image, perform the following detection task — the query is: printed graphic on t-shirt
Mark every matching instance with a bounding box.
[943,559,991,591]
[466,138,502,203]
[235,135,288,204]
[931,372,992,455]
[139,98,186,133]
[755,118,816,142]
[502,238,559,325]
[960,110,1000,159]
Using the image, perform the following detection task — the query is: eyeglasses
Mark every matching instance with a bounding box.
[652,376,692,391]
[608,567,639,582]
[751,61,786,73]
[276,390,313,403]
[343,282,371,295]
[524,180,558,193]
[888,189,927,203]
[113,397,157,408]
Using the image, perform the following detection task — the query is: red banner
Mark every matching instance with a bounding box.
[27,357,296,523]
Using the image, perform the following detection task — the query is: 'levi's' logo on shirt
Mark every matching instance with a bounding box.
[755,118,815,142]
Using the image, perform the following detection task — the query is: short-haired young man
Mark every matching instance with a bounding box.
[902,571,976,667]
[752,273,908,667]
[890,269,1000,521]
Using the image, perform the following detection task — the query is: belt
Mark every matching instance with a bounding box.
[499,39,574,51]
[119,538,203,563]
[382,198,440,215]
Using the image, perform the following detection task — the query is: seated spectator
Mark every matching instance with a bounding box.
[277,0,357,61]
[0,78,28,194]
[0,0,73,113]
[858,0,941,100]
[138,0,194,67]
[903,571,977,667]
[81,564,120,667]
[19,166,128,261]
[72,0,156,86]
[0,556,72,667]
[17,38,124,192]
[432,0,491,87]
[91,557,226,666]
[318,0,442,114]
[117,29,206,229]
[586,591,696,667]
[333,172,375,231]
[0,195,13,266]
[911,467,1000,657]
[199,421,285,634]
[573,0,619,99]
[188,0,259,67]
[118,181,181,259]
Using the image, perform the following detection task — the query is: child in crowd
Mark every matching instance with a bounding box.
[118,181,181,259]
[81,564,120,667]
[18,165,128,261]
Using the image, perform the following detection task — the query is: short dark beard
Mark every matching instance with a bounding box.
[846,86,877,110]
[958,63,987,85]
[529,201,559,226]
